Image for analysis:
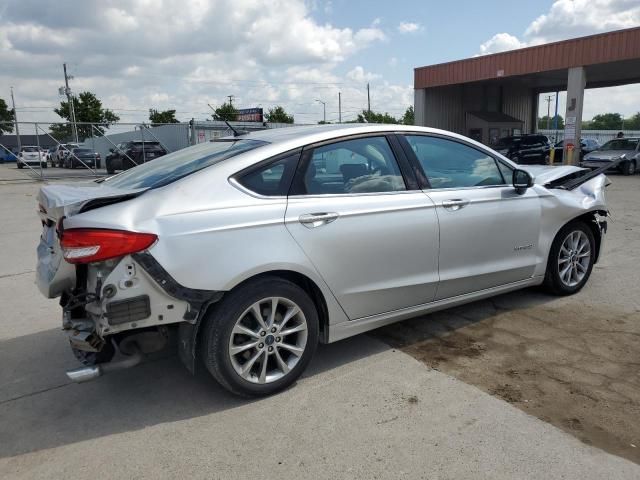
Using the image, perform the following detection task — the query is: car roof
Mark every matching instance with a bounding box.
[219,123,485,150]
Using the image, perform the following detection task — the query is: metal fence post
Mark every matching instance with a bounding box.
[35,122,43,179]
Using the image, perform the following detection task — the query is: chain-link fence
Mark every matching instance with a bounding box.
[0,120,297,181]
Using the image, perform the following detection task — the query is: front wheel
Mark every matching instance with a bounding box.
[622,160,636,176]
[201,277,319,397]
[543,221,595,295]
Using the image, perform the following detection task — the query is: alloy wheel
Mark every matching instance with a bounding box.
[557,230,591,287]
[228,297,308,384]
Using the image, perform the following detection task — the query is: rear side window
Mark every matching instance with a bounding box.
[405,135,506,189]
[236,152,300,196]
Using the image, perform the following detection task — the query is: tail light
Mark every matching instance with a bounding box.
[96,154,101,159]
[61,229,157,264]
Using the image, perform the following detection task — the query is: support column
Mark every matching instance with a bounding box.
[414,89,426,126]
[563,67,586,165]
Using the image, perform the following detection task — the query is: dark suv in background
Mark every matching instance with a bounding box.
[105,141,167,174]
[550,138,600,163]
[494,134,550,164]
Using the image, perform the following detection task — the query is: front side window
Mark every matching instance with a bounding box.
[600,139,638,151]
[236,153,300,196]
[302,136,406,194]
[405,135,506,189]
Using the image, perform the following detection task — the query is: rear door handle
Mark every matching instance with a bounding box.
[299,212,339,228]
[441,199,470,211]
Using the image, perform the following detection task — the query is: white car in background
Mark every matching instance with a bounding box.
[17,146,47,169]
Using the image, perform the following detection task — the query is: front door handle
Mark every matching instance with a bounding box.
[299,212,339,228]
[441,199,470,211]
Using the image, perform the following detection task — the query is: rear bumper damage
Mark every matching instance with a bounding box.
[62,253,224,381]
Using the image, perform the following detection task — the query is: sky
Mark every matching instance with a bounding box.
[1,0,639,126]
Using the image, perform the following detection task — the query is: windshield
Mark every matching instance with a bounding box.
[103,139,268,190]
[600,139,638,151]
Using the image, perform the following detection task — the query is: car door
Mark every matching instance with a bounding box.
[401,134,541,300]
[285,134,440,320]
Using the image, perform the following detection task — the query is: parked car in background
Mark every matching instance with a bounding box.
[17,146,47,169]
[581,137,640,175]
[550,138,600,163]
[64,148,101,169]
[36,124,611,396]
[0,149,18,163]
[53,143,80,167]
[105,141,167,174]
[494,134,550,164]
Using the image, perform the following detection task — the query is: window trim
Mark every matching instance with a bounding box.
[229,147,302,199]
[398,132,515,191]
[289,133,414,197]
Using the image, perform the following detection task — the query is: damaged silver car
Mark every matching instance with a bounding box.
[36,124,612,396]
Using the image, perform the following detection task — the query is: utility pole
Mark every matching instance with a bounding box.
[544,94,554,130]
[338,92,342,123]
[227,95,234,107]
[10,87,21,152]
[367,83,371,115]
[63,63,79,142]
[315,99,326,123]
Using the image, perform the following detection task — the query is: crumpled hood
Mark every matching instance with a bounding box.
[584,150,631,161]
[518,164,584,185]
[37,182,146,219]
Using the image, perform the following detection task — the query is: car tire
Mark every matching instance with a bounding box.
[201,276,319,397]
[543,221,595,296]
[71,341,116,366]
[17,162,23,169]
[622,160,636,176]
[106,164,115,174]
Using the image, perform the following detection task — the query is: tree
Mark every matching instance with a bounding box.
[355,110,399,124]
[149,109,179,125]
[402,106,414,125]
[0,98,15,135]
[265,106,294,124]
[50,91,119,141]
[624,112,640,130]
[213,102,238,121]
[589,113,624,130]
[538,114,564,130]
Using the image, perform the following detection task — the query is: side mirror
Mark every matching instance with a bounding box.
[513,169,533,194]
[108,148,114,153]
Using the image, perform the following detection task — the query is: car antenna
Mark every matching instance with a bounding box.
[224,120,241,137]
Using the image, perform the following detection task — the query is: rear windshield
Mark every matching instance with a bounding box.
[103,139,268,190]
[600,139,638,151]
[73,149,92,154]
[22,146,39,152]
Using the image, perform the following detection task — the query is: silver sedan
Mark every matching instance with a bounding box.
[36,124,610,396]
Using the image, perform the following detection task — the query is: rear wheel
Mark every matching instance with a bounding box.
[17,162,23,169]
[201,277,319,397]
[543,221,595,295]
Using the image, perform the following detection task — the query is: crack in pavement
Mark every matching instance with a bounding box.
[0,382,72,406]
[0,270,35,280]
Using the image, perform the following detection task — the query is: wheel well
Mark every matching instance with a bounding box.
[566,210,606,263]
[229,270,330,343]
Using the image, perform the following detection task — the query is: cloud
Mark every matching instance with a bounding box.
[478,33,526,55]
[398,22,421,34]
[477,0,640,54]
[346,66,381,83]
[0,0,410,125]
